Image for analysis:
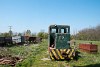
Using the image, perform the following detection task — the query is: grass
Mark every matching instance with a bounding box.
[0,40,100,67]
[70,40,100,67]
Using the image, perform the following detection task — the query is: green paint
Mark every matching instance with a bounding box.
[49,25,70,49]
[55,33,70,49]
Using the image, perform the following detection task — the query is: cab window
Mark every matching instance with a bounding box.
[51,29,56,33]
[61,28,67,33]
[66,28,68,33]
[61,29,65,33]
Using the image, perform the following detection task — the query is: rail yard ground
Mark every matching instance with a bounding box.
[0,40,100,67]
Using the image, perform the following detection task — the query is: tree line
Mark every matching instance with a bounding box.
[2,25,100,41]
[72,25,100,41]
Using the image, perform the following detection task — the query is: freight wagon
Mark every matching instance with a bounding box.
[0,36,26,46]
[0,36,42,46]
[29,37,42,44]
[0,37,5,46]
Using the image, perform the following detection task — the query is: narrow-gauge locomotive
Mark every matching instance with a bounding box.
[48,25,76,60]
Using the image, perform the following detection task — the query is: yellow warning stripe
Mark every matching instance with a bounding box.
[63,49,66,52]
[52,49,59,60]
[70,57,73,59]
[60,49,63,52]
[68,49,74,58]
[66,49,70,54]
[50,49,75,60]
[56,49,64,59]
[50,52,54,60]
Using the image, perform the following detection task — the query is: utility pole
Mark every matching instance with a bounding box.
[8,26,12,36]
[9,26,12,31]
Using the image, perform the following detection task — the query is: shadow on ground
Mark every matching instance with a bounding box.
[74,63,100,67]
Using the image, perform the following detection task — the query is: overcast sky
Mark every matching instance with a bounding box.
[0,0,100,34]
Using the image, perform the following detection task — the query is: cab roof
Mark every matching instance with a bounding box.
[49,25,70,28]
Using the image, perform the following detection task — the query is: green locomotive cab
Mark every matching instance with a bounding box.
[48,25,75,60]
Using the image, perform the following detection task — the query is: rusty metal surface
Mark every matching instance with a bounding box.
[79,44,98,53]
